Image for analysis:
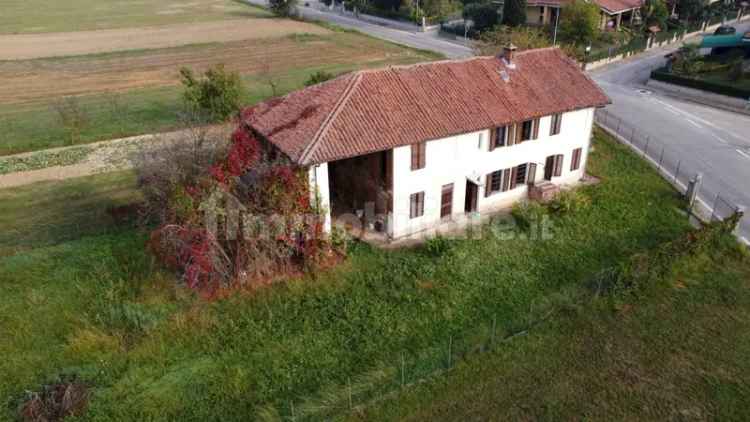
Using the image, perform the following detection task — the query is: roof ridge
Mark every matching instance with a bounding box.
[298,72,363,165]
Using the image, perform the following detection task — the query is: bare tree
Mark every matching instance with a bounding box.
[52,96,90,146]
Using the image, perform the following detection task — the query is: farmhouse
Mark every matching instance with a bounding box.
[244,46,610,241]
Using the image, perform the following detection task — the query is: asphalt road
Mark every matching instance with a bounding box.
[591,21,750,242]
[245,0,473,58]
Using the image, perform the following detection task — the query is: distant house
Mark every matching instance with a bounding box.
[496,0,642,30]
[244,47,610,241]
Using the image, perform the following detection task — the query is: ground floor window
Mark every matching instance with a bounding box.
[410,192,425,219]
[571,148,582,171]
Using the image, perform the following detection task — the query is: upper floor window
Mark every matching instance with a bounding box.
[411,142,426,170]
[550,113,563,136]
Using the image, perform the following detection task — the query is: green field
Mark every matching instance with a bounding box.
[0,31,440,156]
[0,0,270,34]
[3,130,741,420]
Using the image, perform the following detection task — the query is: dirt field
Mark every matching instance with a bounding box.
[0,33,424,107]
[0,20,330,61]
[1,0,268,34]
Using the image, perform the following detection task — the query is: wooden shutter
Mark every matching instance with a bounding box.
[527,163,537,185]
[489,128,497,151]
[555,113,563,134]
[532,118,540,140]
[485,173,493,197]
[502,168,511,192]
[554,154,563,177]
[411,143,426,170]
[515,123,523,144]
[571,148,582,171]
[509,167,518,190]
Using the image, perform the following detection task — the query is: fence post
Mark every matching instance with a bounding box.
[447,336,452,368]
[631,127,636,141]
[711,193,721,221]
[674,160,681,184]
[658,147,665,169]
[685,172,702,212]
[616,117,621,133]
[400,353,405,387]
[348,377,353,409]
[643,136,650,157]
[491,315,497,344]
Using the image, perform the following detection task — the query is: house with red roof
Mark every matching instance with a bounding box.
[244,46,610,241]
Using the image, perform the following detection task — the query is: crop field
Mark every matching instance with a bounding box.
[0,30,440,155]
[1,0,269,34]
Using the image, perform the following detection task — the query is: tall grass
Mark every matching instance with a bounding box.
[0,130,695,420]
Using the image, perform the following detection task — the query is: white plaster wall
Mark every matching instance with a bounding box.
[389,107,595,239]
[308,163,332,232]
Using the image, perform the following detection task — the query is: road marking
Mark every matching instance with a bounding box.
[712,134,729,144]
[737,149,750,160]
[685,118,703,129]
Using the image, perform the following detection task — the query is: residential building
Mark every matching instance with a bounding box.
[244,47,610,241]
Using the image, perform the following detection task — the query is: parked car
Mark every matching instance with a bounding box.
[714,25,737,36]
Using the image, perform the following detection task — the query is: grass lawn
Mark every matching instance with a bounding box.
[2,129,745,420]
[355,238,750,421]
[0,0,269,34]
[0,34,440,156]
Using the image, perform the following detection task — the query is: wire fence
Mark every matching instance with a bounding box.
[594,108,742,226]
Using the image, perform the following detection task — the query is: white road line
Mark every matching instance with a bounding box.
[737,149,750,160]
[712,134,729,144]
[685,118,703,129]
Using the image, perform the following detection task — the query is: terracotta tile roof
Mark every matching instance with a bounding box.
[244,47,610,165]
[593,0,642,13]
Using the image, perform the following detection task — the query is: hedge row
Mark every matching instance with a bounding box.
[650,68,750,99]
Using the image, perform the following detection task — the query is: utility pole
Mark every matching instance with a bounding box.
[552,7,560,46]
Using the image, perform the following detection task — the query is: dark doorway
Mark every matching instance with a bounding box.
[441,183,453,218]
[464,181,478,213]
[544,155,555,181]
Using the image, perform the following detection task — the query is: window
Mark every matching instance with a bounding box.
[521,120,533,141]
[515,164,528,185]
[478,133,484,149]
[520,118,540,142]
[485,170,503,196]
[411,142,426,170]
[410,192,425,218]
[489,126,507,150]
[571,148,582,171]
[550,113,563,136]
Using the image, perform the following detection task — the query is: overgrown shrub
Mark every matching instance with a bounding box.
[52,97,90,146]
[474,25,550,56]
[548,189,591,215]
[269,0,298,16]
[180,65,245,122]
[304,70,335,86]
[137,112,342,293]
[559,0,600,46]
[511,200,547,231]
[502,0,526,26]
[462,2,499,32]
[425,235,453,257]
[17,375,89,422]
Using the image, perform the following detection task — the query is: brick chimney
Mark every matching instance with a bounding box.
[501,43,517,69]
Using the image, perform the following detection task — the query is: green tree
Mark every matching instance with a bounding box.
[502,0,527,26]
[559,0,600,46]
[642,0,669,29]
[676,0,707,22]
[180,64,245,122]
[463,2,499,32]
[268,0,298,16]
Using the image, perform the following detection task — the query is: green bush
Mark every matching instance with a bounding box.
[559,0,600,46]
[502,0,526,27]
[511,200,547,231]
[304,70,336,86]
[651,67,750,99]
[424,235,453,257]
[548,189,591,215]
[180,64,245,122]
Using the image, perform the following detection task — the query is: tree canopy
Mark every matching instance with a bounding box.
[559,0,600,46]
[463,2,499,32]
[502,0,527,27]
